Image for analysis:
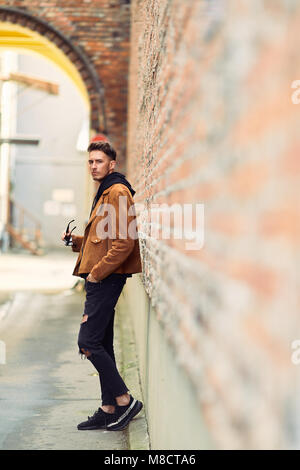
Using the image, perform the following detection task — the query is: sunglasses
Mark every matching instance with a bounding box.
[64,219,77,245]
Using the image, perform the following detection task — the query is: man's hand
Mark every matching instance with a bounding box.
[61,231,73,246]
[61,231,70,241]
[86,273,99,283]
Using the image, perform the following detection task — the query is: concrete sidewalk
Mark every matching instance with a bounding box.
[0,248,77,293]
[0,249,149,450]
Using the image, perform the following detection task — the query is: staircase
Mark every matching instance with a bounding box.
[6,198,43,255]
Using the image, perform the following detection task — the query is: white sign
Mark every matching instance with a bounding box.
[43,200,60,216]
[52,189,74,203]
[61,204,76,217]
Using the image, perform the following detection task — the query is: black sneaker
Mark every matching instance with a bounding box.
[77,407,116,430]
[106,395,143,431]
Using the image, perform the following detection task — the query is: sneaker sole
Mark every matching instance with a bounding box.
[106,400,143,431]
[77,424,106,430]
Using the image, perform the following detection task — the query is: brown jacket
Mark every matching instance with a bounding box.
[72,183,142,281]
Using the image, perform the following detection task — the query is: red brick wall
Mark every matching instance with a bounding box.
[127,0,300,449]
[1,0,130,168]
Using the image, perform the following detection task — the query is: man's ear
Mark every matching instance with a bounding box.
[110,160,117,170]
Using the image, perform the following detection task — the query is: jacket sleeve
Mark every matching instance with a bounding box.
[90,187,136,281]
[71,234,84,253]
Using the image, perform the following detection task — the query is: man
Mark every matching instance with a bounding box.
[61,139,143,431]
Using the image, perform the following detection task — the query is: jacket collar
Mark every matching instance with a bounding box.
[101,188,110,196]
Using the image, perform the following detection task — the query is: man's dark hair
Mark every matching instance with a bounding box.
[87,141,117,160]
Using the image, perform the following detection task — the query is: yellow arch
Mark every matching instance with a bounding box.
[0,21,90,108]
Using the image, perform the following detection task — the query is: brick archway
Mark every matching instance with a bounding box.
[0,6,107,134]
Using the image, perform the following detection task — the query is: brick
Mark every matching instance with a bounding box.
[127,0,300,450]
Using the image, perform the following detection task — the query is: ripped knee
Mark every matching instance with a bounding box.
[80,347,91,358]
[81,314,88,324]
[79,315,91,357]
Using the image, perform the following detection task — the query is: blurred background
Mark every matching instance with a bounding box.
[0,0,300,451]
[0,49,89,251]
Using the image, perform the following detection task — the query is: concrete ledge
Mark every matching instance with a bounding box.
[117,290,150,451]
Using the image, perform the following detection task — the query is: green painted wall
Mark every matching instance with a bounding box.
[121,275,215,450]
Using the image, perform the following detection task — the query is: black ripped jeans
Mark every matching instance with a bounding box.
[77,273,130,406]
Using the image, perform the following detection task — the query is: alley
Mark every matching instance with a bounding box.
[0,269,128,450]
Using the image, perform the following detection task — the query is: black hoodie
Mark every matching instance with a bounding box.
[89,171,136,217]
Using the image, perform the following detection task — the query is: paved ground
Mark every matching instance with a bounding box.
[0,249,132,450]
[0,248,76,294]
[0,286,131,450]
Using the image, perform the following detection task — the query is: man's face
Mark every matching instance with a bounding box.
[88,150,116,182]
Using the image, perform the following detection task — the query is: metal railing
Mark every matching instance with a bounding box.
[1,196,43,255]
